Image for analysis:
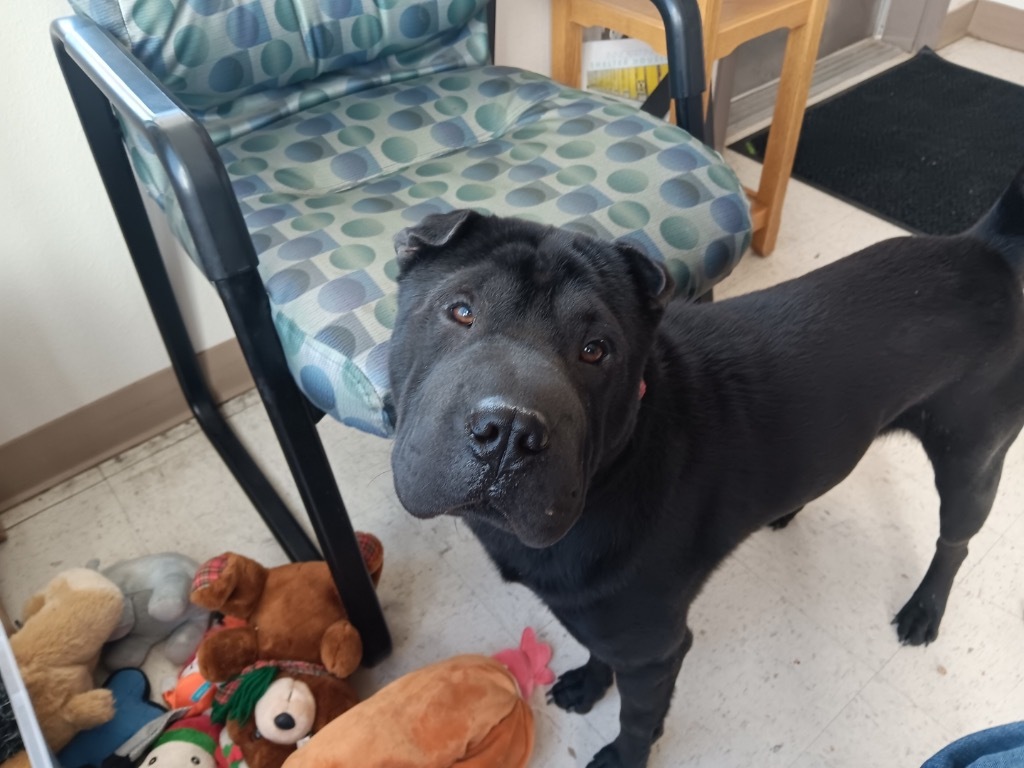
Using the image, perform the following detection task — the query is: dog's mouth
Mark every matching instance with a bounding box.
[398,476,583,548]
[453,496,583,549]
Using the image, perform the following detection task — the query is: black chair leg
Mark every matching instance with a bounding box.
[217,271,393,666]
[59,53,320,563]
[134,250,326,565]
[58,54,391,665]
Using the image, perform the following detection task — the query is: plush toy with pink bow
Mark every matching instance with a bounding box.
[282,628,555,768]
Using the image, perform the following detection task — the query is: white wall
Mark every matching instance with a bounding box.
[0,0,553,446]
[1,1,236,444]
[496,0,552,75]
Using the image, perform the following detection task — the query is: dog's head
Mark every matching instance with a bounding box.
[388,210,673,548]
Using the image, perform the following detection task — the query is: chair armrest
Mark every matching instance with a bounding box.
[51,15,256,282]
[647,0,707,139]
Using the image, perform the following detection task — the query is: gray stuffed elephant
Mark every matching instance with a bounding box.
[93,553,210,669]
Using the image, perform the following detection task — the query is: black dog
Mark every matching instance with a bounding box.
[387,168,1024,768]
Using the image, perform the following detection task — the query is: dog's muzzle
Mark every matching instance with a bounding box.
[391,348,588,548]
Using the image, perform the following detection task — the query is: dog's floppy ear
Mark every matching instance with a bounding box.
[616,240,675,310]
[393,209,481,271]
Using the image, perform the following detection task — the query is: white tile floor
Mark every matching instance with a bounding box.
[3,35,1024,768]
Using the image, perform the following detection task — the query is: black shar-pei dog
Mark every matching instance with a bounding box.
[386,168,1024,767]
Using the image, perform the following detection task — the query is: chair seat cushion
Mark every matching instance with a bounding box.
[139,65,752,436]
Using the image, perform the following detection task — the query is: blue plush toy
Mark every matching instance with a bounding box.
[57,669,168,768]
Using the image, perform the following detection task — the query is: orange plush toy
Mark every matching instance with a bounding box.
[283,628,553,768]
[162,616,249,716]
[189,533,383,683]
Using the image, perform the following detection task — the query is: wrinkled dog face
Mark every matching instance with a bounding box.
[388,210,672,548]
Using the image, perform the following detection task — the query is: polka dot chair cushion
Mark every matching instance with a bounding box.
[71,2,751,438]
[70,0,492,143]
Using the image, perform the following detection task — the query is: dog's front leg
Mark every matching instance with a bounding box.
[588,629,693,768]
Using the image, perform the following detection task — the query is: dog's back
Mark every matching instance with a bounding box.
[968,165,1024,279]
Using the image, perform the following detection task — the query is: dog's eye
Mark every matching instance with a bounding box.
[580,340,607,364]
[449,302,475,327]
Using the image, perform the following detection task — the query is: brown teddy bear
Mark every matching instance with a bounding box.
[213,661,359,768]
[3,569,125,768]
[189,533,383,683]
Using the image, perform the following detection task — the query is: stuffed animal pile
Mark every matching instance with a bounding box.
[3,532,554,768]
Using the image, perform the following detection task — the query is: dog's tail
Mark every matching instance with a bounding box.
[967,164,1024,280]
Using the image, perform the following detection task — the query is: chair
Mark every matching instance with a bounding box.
[552,0,828,255]
[51,0,752,666]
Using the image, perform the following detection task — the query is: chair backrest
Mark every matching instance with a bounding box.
[70,0,492,142]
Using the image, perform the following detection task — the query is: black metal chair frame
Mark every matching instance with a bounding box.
[50,0,708,667]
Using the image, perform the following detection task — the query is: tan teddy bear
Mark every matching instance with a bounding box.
[3,568,125,768]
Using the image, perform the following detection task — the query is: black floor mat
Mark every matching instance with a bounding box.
[731,48,1024,235]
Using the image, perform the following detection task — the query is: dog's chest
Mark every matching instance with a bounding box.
[469,519,608,599]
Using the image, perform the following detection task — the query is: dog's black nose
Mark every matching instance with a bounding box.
[468,403,549,463]
[274,713,296,730]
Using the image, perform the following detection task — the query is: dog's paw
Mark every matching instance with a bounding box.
[546,660,613,714]
[586,744,627,768]
[585,741,649,768]
[893,598,942,646]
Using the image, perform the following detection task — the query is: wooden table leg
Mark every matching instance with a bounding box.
[750,0,828,256]
[552,0,585,88]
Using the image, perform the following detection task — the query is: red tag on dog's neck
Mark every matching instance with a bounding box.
[639,380,647,400]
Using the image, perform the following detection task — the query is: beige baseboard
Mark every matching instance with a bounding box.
[969,0,1024,52]
[938,1,978,49]
[0,338,254,514]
